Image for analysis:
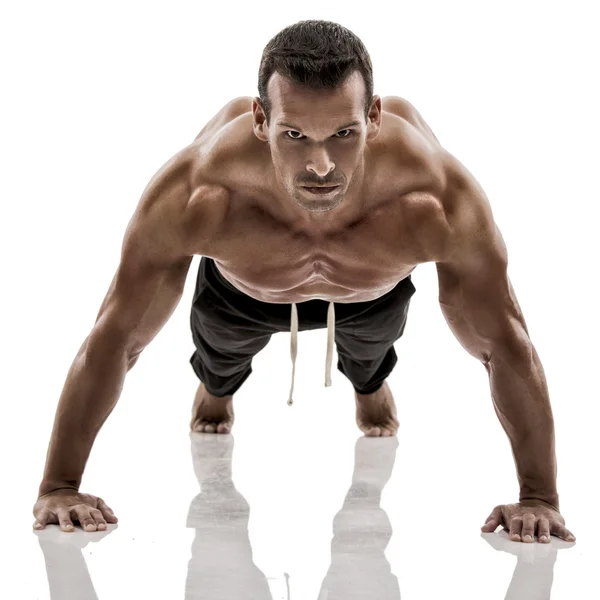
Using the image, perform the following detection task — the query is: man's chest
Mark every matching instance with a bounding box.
[201,190,450,304]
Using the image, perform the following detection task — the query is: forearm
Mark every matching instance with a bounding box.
[485,341,559,511]
[38,335,130,497]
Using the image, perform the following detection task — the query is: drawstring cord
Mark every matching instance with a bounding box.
[288,301,335,406]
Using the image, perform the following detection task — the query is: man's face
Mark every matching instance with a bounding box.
[253,70,381,214]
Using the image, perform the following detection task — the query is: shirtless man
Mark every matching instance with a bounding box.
[33,20,575,544]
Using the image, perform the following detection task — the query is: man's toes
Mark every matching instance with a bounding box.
[191,420,215,433]
[217,422,231,434]
[364,425,382,437]
[383,421,399,436]
[191,420,233,434]
[362,421,398,437]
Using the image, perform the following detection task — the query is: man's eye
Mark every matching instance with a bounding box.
[285,129,354,140]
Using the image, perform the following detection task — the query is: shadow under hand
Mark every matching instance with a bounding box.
[185,432,272,599]
[317,436,401,600]
[35,524,115,600]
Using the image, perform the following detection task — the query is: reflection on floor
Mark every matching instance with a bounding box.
[34,432,571,599]
[185,434,400,599]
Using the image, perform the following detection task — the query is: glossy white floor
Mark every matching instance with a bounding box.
[4,255,597,599]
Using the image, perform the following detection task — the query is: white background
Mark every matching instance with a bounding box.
[1,1,597,598]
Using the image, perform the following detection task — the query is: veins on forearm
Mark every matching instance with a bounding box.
[486,343,558,507]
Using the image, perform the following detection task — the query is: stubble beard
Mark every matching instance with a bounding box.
[291,186,345,213]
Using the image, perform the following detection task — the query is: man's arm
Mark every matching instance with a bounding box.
[435,153,559,511]
[37,148,197,502]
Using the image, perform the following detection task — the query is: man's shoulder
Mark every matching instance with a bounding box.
[434,150,504,267]
[193,96,253,143]
[128,98,256,260]
[379,96,445,194]
[382,95,441,145]
[381,95,420,123]
[381,97,489,226]
[439,151,491,226]
[189,95,265,181]
[128,141,229,259]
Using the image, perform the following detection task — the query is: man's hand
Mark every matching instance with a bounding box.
[481,501,575,543]
[33,489,118,532]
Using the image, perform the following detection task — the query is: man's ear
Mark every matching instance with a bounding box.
[252,97,268,141]
[366,95,382,141]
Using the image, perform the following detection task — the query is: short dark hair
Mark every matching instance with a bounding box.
[258,20,374,126]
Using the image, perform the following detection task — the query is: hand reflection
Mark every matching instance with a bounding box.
[35,526,112,599]
[480,526,574,599]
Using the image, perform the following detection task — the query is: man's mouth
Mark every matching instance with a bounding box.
[302,185,339,195]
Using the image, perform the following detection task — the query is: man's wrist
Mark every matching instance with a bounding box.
[519,496,560,512]
[38,481,79,498]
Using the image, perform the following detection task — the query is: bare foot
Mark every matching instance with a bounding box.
[355,380,399,437]
[191,382,234,434]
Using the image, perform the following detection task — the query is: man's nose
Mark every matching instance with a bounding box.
[306,147,335,178]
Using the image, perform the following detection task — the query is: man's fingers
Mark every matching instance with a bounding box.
[57,508,75,532]
[33,509,51,530]
[551,522,576,542]
[481,506,502,531]
[537,517,551,542]
[33,493,118,533]
[509,516,523,541]
[521,513,536,542]
[97,498,118,523]
[72,505,96,531]
[481,519,499,532]
[90,508,107,530]
[480,505,574,543]
[484,505,502,522]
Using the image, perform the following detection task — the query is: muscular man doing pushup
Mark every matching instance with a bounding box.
[33,20,576,544]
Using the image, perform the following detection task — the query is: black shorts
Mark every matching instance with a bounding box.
[189,256,416,397]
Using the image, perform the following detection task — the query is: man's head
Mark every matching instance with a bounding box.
[253,20,381,214]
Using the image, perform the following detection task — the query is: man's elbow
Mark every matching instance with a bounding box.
[487,333,534,369]
[86,321,140,371]
[127,352,142,371]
